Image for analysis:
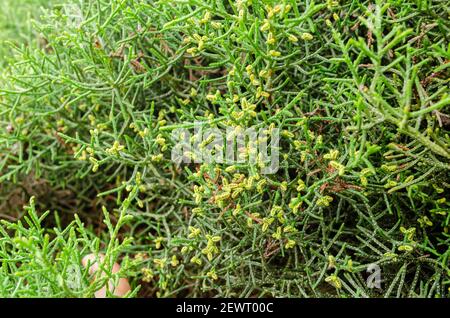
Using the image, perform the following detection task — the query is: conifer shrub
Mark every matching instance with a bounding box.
[0,0,449,297]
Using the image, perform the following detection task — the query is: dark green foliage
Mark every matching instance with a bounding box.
[0,0,449,297]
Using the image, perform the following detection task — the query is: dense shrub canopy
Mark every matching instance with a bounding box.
[0,0,449,297]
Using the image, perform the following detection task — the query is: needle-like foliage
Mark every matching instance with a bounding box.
[0,0,449,297]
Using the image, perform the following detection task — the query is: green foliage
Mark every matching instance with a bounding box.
[0,0,449,297]
[0,0,55,68]
[0,197,136,297]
